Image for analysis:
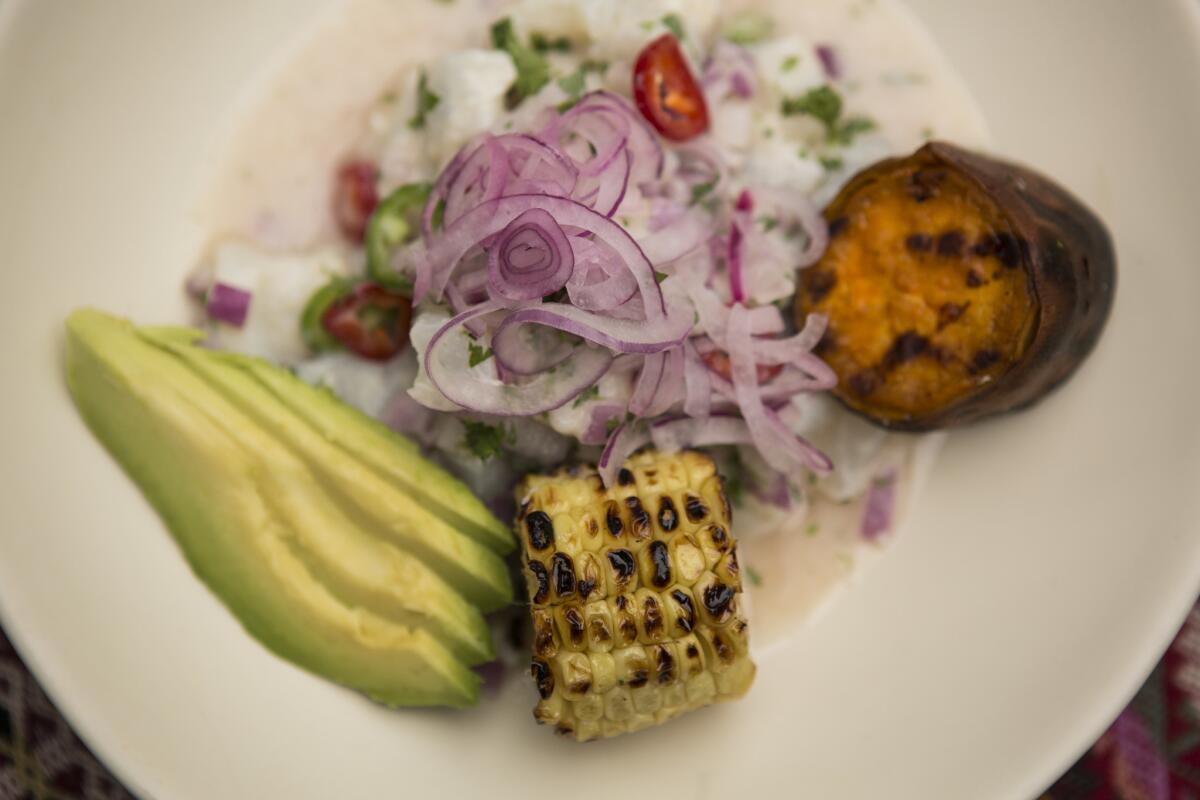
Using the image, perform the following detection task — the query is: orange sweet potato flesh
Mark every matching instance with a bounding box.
[798,142,1116,431]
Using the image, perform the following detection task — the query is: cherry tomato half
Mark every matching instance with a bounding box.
[632,34,710,142]
[332,160,380,243]
[321,282,412,361]
[701,350,784,385]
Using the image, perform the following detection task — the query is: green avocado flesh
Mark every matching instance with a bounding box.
[65,309,512,708]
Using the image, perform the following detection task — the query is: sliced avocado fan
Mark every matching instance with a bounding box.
[64,309,513,708]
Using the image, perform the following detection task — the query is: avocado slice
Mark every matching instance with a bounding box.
[65,309,484,706]
[139,327,513,611]
[235,357,514,555]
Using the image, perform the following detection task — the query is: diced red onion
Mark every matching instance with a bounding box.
[860,469,897,540]
[702,41,759,102]
[816,44,842,81]
[752,470,793,509]
[206,283,252,328]
[424,302,613,415]
[598,421,650,488]
[728,221,746,304]
[487,208,575,303]
[474,660,506,694]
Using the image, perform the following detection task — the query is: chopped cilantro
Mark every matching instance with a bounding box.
[654,271,669,284]
[491,17,551,108]
[689,180,717,206]
[661,13,686,41]
[722,10,774,44]
[805,522,820,537]
[781,85,875,145]
[430,198,446,231]
[781,85,842,129]
[530,32,572,53]
[467,341,493,367]
[819,155,845,172]
[758,216,779,232]
[462,421,513,461]
[556,60,607,111]
[573,385,601,407]
[605,417,621,434]
[407,71,440,129]
[920,126,935,140]
[831,116,876,145]
[746,566,764,587]
[781,55,800,73]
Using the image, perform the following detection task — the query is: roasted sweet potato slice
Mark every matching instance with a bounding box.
[797,142,1116,430]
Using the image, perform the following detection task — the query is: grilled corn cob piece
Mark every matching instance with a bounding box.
[515,450,755,741]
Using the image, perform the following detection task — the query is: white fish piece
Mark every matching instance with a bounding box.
[423,50,517,166]
[205,242,345,366]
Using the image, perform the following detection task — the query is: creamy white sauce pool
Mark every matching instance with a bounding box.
[195,0,989,649]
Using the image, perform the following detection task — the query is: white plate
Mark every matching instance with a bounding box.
[1,1,1198,798]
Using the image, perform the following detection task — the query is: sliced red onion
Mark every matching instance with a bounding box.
[639,209,712,266]
[443,136,510,233]
[572,91,663,184]
[424,302,613,415]
[727,303,832,473]
[581,402,627,445]
[751,314,838,390]
[687,284,785,348]
[755,186,829,268]
[682,340,712,419]
[628,351,665,418]
[206,283,252,328]
[573,148,631,217]
[598,421,650,488]
[642,346,685,418]
[492,302,691,362]
[545,103,629,177]
[498,134,578,194]
[566,237,640,311]
[649,415,754,453]
[860,469,897,541]
[816,44,842,81]
[487,208,575,303]
[420,194,667,320]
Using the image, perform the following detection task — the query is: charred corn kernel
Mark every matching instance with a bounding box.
[669,535,707,586]
[584,601,615,652]
[554,604,587,652]
[515,451,756,742]
[575,551,604,603]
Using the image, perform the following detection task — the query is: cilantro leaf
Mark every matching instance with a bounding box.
[746,566,764,587]
[407,71,440,130]
[661,13,686,41]
[819,155,844,172]
[721,10,774,44]
[689,180,717,206]
[831,116,876,145]
[467,341,493,367]
[530,32,572,53]
[781,85,843,130]
[782,85,875,146]
[654,271,669,284]
[781,55,800,73]
[491,17,551,108]
[572,385,601,407]
[462,421,513,461]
